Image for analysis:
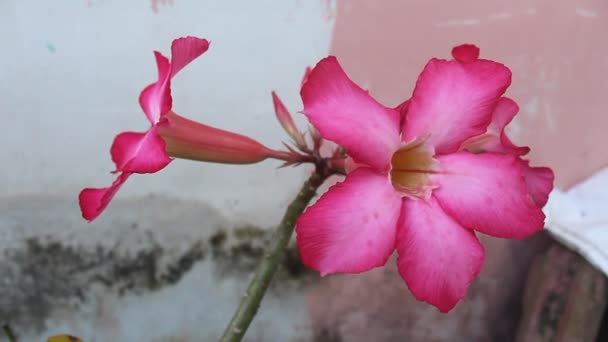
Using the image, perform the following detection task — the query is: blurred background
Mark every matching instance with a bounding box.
[2,0,608,341]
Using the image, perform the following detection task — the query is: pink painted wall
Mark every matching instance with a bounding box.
[330,0,608,189]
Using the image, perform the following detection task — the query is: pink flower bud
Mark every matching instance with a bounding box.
[157,111,292,164]
[271,91,307,150]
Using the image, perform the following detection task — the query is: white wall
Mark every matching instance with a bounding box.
[2,0,335,227]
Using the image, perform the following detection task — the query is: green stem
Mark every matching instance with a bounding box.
[3,324,16,342]
[219,169,328,342]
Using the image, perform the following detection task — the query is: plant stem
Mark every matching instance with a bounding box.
[3,324,16,342]
[219,169,328,342]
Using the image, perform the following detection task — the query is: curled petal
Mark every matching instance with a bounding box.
[158,111,284,164]
[488,97,518,132]
[139,37,210,124]
[460,98,530,155]
[296,168,402,276]
[403,56,511,154]
[520,160,554,207]
[110,126,172,174]
[301,56,401,171]
[451,44,480,63]
[397,197,485,312]
[492,98,530,155]
[139,52,172,124]
[169,36,210,78]
[79,173,130,221]
[432,152,546,239]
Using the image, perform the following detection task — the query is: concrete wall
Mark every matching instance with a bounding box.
[2,1,334,340]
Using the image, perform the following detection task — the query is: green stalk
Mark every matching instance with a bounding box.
[219,169,328,342]
[3,324,16,342]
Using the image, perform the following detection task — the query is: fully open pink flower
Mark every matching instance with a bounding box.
[80,37,289,221]
[295,44,554,312]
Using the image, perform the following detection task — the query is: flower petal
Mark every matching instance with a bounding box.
[79,173,130,221]
[301,56,401,171]
[138,37,209,124]
[488,97,517,133]
[432,152,545,239]
[489,98,530,155]
[459,97,530,155]
[296,168,402,276]
[169,36,210,78]
[396,197,485,312]
[520,160,554,207]
[402,57,512,154]
[110,126,172,174]
[139,51,172,124]
[301,66,312,87]
[451,44,480,63]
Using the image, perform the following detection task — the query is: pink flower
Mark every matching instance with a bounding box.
[295,44,554,312]
[79,36,209,221]
[80,37,291,221]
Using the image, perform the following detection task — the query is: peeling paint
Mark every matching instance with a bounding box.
[150,0,174,14]
[435,18,480,28]
[524,96,539,117]
[544,103,558,132]
[488,12,512,22]
[576,7,598,18]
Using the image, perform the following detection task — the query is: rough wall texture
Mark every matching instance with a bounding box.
[0,195,315,341]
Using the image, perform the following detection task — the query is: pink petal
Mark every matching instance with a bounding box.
[296,168,402,276]
[394,98,410,127]
[301,66,312,87]
[489,98,530,155]
[139,51,172,124]
[169,36,210,78]
[138,37,209,124]
[110,126,172,174]
[301,56,401,171]
[79,173,130,221]
[396,197,484,312]
[520,160,554,207]
[432,152,545,239]
[488,97,517,132]
[459,98,530,155]
[451,44,480,63]
[402,57,512,154]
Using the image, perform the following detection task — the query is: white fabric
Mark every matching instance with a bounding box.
[544,168,608,276]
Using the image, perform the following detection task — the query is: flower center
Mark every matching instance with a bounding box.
[389,138,439,199]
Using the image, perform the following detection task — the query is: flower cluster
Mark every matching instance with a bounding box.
[79,38,553,312]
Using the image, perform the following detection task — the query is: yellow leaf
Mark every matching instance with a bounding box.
[47,335,84,342]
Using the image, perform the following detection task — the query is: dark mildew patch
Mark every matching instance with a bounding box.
[210,224,314,285]
[0,235,206,331]
[0,195,315,337]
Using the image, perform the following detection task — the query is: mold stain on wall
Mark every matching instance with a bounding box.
[0,219,311,334]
